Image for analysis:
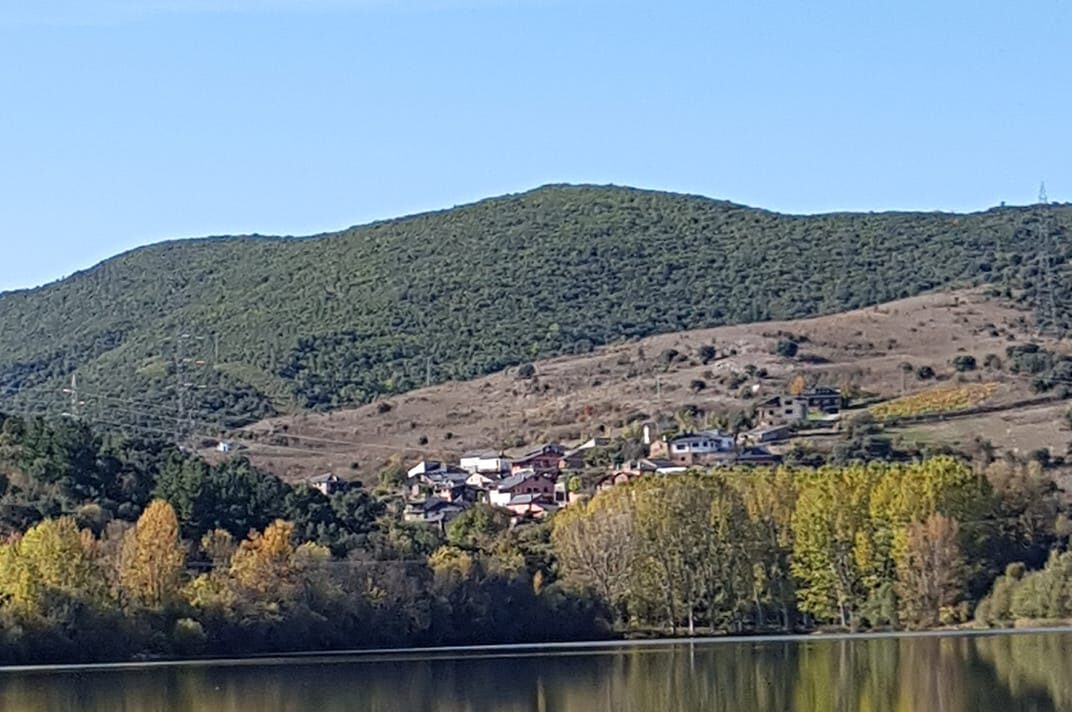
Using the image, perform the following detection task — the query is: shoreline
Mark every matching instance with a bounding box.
[1,625,1069,675]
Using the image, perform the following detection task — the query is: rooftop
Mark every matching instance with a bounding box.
[461,449,505,459]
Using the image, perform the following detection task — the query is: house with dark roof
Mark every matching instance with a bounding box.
[504,493,559,520]
[306,472,347,496]
[465,470,504,490]
[759,388,842,426]
[403,496,469,528]
[630,458,686,474]
[710,446,782,467]
[737,446,782,465]
[741,424,793,445]
[407,466,470,499]
[510,443,566,475]
[488,470,556,507]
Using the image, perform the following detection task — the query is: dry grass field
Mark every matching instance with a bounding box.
[210,289,1070,482]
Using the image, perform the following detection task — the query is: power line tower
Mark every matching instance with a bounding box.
[172,331,207,444]
[61,373,81,419]
[1036,182,1060,335]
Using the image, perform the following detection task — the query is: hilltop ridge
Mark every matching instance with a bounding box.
[1,184,1069,431]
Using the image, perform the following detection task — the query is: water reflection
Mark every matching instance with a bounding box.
[0,632,1069,712]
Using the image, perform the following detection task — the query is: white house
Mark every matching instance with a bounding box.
[407,459,449,479]
[656,430,736,465]
[459,449,512,475]
[466,471,502,489]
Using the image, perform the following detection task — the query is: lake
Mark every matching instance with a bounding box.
[1,630,1070,711]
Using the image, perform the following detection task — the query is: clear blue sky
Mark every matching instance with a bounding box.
[1,0,1069,292]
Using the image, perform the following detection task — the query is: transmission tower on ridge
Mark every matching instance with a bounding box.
[1036,182,1059,334]
[172,331,207,444]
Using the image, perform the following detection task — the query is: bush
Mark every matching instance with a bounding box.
[1028,448,1052,468]
[517,363,536,380]
[660,349,681,366]
[773,339,799,358]
[379,462,406,488]
[172,618,207,656]
[952,355,977,372]
[689,379,707,393]
[916,366,935,380]
[698,344,717,364]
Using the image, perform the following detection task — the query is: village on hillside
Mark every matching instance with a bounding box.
[300,386,844,529]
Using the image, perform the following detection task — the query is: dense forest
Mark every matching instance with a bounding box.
[1,412,1070,663]
[0,412,603,662]
[0,185,1069,432]
[553,457,1068,632]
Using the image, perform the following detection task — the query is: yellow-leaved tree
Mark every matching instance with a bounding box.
[117,499,187,610]
[0,516,105,615]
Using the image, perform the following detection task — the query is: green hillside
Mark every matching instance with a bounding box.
[1,184,1069,431]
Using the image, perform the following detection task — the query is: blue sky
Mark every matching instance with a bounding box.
[1,0,1069,292]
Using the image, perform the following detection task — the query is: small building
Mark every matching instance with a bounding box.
[428,480,484,504]
[489,470,556,507]
[801,387,842,414]
[759,388,842,426]
[510,443,566,475]
[558,448,587,472]
[651,430,736,465]
[465,471,503,489]
[732,446,783,467]
[553,476,588,506]
[619,458,688,475]
[407,467,469,499]
[403,496,468,528]
[504,494,559,520]
[307,472,346,496]
[595,470,643,491]
[758,396,809,426]
[460,449,512,475]
[407,459,446,479]
[557,438,613,471]
[741,424,793,446]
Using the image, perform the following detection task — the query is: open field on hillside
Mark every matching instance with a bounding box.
[212,289,1070,482]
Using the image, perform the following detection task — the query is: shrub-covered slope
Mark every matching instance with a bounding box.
[1,184,1069,427]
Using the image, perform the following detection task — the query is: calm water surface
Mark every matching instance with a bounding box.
[1,631,1071,711]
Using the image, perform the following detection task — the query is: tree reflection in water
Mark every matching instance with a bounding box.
[0,633,1068,712]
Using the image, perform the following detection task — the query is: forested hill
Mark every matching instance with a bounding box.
[1,184,1070,428]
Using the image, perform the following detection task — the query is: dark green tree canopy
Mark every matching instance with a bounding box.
[1,186,1068,427]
